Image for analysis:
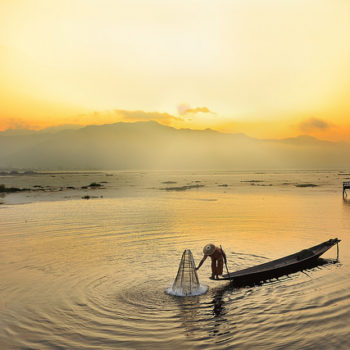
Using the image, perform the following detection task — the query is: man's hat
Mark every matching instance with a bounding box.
[203,244,215,255]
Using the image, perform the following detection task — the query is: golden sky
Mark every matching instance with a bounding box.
[1,0,350,140]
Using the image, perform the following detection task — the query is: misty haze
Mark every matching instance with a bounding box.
[1,121,350,170]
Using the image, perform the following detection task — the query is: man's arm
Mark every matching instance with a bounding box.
[196,255,207,270]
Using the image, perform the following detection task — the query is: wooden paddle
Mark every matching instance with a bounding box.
[220,245,232,282]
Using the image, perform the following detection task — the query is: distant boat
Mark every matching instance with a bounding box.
[217,238,340,283]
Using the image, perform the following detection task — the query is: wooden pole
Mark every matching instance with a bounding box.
[343,182,350,199]
[337,241,339,261]
[220,245,232,282]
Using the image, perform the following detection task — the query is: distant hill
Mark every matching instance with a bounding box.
[0,124,83,136]
[0,121,349,170]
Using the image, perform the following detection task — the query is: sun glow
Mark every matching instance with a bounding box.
[1,0,350,140]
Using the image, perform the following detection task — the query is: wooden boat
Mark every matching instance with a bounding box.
[217,238,340,283]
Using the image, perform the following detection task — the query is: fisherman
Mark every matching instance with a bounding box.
[196,244,227,279]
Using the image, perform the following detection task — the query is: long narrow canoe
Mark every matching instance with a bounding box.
[217,238,340,282]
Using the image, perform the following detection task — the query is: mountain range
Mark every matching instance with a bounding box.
[0,121,349,170]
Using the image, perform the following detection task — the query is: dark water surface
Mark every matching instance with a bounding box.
[0,171,349,349]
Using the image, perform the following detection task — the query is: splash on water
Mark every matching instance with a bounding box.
[166,249,208,297]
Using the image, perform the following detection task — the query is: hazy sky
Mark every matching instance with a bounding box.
[1,0,350,140]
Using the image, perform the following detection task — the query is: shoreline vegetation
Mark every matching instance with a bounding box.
[0,170,344,206]
[0,182,105,194]
[0,184,29,193]
[161,184,205,191]
[0,170,104,176]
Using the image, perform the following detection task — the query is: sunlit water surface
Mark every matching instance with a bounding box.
[0,170,349,349]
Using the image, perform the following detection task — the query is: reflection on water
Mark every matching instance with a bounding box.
[211,258,338,316]
[175,297,202,337]
[0,171,350,349]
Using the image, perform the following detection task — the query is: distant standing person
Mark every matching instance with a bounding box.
[196,244,227,279]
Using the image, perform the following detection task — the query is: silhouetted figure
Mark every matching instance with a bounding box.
[196,244,227,279]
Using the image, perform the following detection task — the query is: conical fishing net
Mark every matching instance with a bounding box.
[170,249,206,296]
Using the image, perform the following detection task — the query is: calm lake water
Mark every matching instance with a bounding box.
[0,170,349,349]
